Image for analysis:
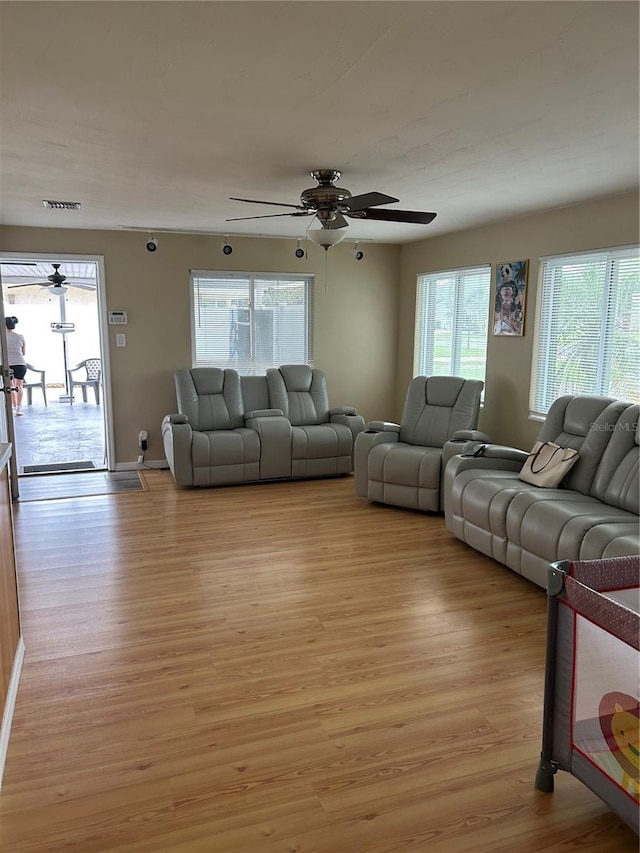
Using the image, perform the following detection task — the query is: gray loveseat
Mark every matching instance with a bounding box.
[162,365,364,487]
[443,395,640,588]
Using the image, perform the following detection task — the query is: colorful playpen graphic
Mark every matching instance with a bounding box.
[536,556,639,834]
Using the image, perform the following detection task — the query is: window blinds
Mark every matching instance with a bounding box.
[530,247,640,416]
[191,271,314,374]
[415,264,491,381]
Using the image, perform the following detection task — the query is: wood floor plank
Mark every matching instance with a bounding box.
[0,472,636,852]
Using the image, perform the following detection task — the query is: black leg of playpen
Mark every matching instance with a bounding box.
[535,561,567,793]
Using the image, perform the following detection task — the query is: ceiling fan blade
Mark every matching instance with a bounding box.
[226,211,313,222]
[343,192,399,213]
[230,197,302,210]
[349,208,437,224]
[324,212,349,229]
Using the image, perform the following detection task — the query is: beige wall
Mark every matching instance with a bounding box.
[0,227,400,464]
[399,191,640,450]
[2,189,637,465]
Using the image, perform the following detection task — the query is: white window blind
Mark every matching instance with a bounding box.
[415,264,491,382]
[530,246,640,417]
[191,271,314,374]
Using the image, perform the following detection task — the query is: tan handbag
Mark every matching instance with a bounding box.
[518,440,579,488]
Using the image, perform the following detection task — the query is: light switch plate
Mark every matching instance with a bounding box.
[116,333,126,347]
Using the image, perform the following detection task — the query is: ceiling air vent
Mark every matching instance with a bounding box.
[42,199,82,211]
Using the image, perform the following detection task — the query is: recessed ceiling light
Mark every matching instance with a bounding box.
[42,199,82,210]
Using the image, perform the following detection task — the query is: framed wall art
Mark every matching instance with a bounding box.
[493,260,528,336]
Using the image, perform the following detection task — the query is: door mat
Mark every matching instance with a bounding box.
[23,461,96,474]
[18,470,146,501]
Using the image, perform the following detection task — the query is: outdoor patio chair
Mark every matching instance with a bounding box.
[68,358,102,404]
[23,363,47,406]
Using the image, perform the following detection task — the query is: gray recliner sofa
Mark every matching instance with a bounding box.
[444,395,640,589]
[162,365,365,487]
[354,375,489,512]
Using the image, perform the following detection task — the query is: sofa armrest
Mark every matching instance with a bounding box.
[245,413,292,480]
[161,414,193,486]
[354,426,401,497]
[329,406,357,416]
[452,429,492,442]
[245,408,284,419]
[330,411,365,442]
[463,443,529,463]
[366,420,401,433]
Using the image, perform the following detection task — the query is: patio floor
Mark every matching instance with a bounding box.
[11,397,106,474]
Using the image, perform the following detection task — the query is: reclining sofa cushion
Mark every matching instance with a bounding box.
[176,367,245,431]
[266,365,358,476]
[166,368,260,486]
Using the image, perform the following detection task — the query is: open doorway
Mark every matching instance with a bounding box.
[1,256,112,476]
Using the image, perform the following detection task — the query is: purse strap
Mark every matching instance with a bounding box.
[528,443,575,474]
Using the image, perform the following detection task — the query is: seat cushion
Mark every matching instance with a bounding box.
[506,490,638,563]
[366,442,443,511]
[291,423,352,460]
[192,428,260,467]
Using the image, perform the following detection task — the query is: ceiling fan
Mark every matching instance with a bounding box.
[227,169,437,231]
[3,263,96,292]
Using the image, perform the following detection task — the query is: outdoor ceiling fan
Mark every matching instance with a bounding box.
[227,169,437,232]
[3,263,96,292]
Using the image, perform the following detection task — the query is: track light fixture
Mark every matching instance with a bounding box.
[295,239,305,259]
[353,241,364,261]
[222,236,233,255]
[145,234,158,253]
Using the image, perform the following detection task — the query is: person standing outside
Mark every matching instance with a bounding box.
[5,316,26,415]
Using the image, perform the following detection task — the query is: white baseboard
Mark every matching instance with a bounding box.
[0,636,25,792]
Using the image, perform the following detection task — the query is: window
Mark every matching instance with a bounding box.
[530,246,640,417]
[415,264,491,382]
[191,271,314,374]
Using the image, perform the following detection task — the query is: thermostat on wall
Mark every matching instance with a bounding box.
[108,311,128,325]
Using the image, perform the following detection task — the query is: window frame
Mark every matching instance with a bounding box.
[190,269,314,373]
[530,245,639,418]
[414,263,491,382]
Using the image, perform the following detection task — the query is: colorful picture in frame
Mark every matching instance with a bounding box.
[493,260,528,336]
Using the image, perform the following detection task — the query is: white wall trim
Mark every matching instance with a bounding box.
[0,636,25,792]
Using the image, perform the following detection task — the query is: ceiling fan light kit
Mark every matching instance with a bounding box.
[307,228,347,250]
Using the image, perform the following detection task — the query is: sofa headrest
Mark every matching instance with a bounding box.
[277,364,313,392]
[563,395,617,437]
[190,367,225,395]
[424,376,471,407]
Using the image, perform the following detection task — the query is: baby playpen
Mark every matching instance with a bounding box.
[536,555,639,833]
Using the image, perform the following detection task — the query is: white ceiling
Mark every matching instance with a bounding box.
[0,1,638,244]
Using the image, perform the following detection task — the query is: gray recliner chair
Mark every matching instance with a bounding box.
[162,368,260,487]
[354,375,488,512]
[266,364,365,477]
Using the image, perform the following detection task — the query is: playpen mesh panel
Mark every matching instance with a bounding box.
[572,596,640,801]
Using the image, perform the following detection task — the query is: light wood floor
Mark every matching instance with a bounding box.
[0,472,636,852]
